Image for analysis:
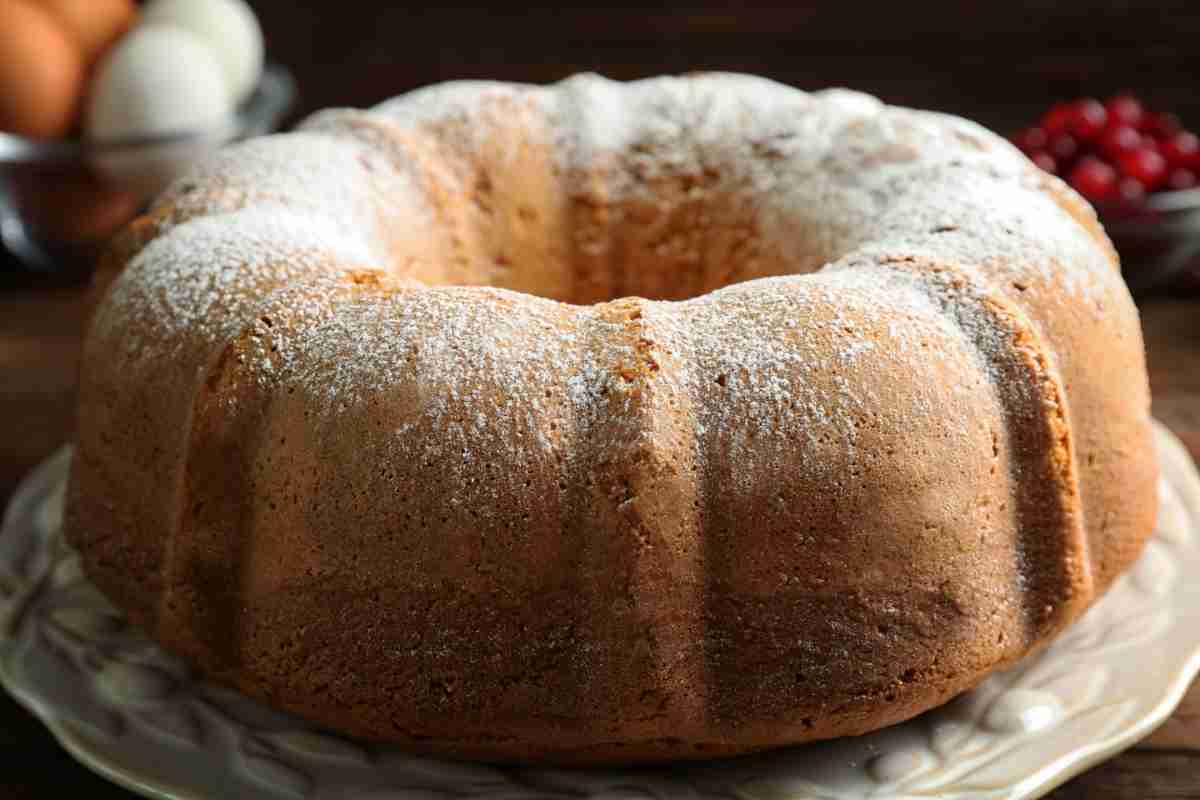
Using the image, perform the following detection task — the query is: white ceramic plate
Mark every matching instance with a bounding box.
[2,420,1198,800]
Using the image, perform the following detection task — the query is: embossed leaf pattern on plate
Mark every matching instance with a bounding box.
[0,421,1197,800]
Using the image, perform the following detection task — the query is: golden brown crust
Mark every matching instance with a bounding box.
[65,75,1158,764]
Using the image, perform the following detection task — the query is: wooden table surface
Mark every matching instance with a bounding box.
[1,274,1198,797]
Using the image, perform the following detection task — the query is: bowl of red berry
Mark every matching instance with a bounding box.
[1012,94,1200,294]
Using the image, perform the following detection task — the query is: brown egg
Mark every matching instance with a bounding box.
[37,0,136,66]
[0,0,85,138]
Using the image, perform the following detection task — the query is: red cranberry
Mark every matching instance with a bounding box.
[1041,103,1073,136]
[1099,125,1142,159]
[1067,99,1107,140]
[1161,131,1200,167]
[1116,177,1147,205]
[1105,94,1146,128]
[1119,148,1169,188]
[1016,96,1198,198]
[1048,133,1079,163]
[1068,157,1117,200]
[1013,126,1048,153]
[1167,168,1198,191]
[1146,112,1183,139]
[1030,151,1057,174]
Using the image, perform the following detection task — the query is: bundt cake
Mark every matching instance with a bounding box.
[66,73,1158,764]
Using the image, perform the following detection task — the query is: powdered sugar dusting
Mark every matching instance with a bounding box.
[217,267,991,512]
[93,71,1128,510]
[235,286,588,507]
[674,269,980,496]
[98,208,376,364]
[158,131,424,263]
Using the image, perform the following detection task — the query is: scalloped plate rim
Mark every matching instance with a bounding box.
[1005,643,1200,799]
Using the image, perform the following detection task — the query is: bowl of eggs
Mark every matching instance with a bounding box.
[0,0,294,274]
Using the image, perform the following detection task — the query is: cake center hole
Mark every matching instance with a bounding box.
[405,165,825,304]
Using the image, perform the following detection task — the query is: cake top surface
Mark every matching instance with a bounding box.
[92,73,1117,491]
[110,72,1111,319]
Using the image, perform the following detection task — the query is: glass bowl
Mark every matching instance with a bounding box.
[0,64,295,275]
[1098,187,1200,295]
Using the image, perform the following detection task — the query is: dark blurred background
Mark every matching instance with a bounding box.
[249,0,1200,135]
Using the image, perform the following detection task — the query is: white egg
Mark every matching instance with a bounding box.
[85,25,235,141]
[142,0,264,102]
